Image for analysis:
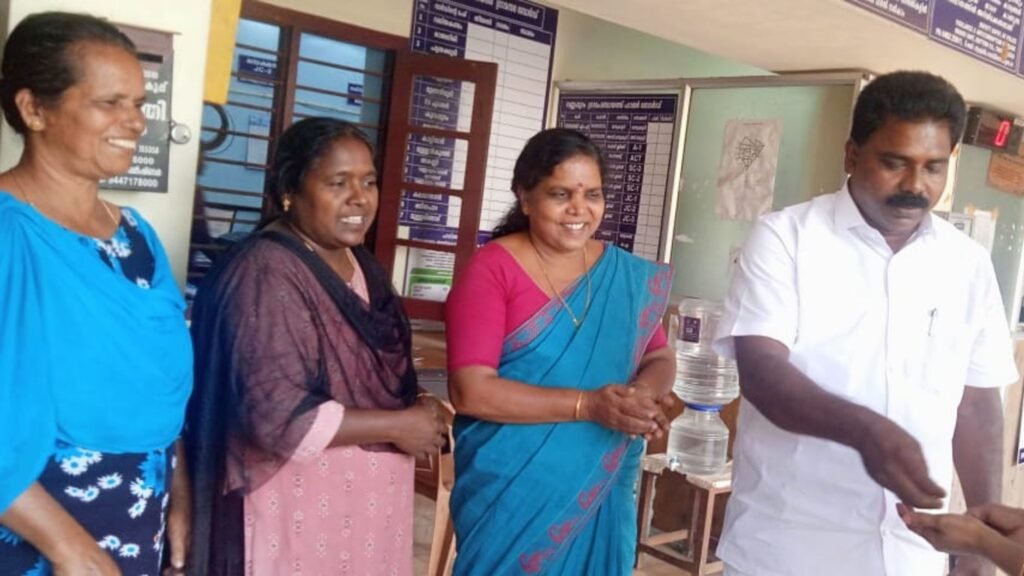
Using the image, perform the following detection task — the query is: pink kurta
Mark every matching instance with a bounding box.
[243,252,415,576]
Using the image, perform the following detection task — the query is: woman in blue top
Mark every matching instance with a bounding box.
[0,12,192,576]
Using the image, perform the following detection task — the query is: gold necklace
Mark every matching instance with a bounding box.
[284,218,355,287]
[530,237,591,330]
[100,199,119,227]
[284,217,317,253]
[11,170,118,229]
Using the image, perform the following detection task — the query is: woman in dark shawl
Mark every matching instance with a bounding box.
[186,118,447,576]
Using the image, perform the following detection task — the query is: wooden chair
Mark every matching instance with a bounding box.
[429,399,456,576]
[414,393,456,576]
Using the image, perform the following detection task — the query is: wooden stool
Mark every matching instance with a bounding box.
[635,454,731,575]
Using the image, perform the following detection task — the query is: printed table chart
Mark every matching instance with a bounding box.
[558,95,678,260]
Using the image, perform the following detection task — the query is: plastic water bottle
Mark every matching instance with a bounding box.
[674,298,722,356]
[666,404,729,475]
[672,298,740,406]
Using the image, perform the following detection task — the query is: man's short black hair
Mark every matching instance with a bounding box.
[850,71,966,150]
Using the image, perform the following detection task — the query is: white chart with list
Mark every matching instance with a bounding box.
[410,0,558,245]
[401,0,558,302]
[557,94,678,260]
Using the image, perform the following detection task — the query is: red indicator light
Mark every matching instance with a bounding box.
[996,119,1011,147]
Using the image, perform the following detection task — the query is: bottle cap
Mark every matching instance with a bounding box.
[685,403,722,412]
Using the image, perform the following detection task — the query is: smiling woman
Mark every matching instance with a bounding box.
[0,11,193,576]
[444,128,679,575]
[186,118,446,576]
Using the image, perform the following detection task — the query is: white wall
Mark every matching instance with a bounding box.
[0,0,212,286]
[550,6,767,81]
[263,0,411,37]
[260,0,767,81]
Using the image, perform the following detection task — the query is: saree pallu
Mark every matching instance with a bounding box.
[451,245,672,575]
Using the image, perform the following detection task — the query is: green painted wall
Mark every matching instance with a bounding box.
[669,83,855,302]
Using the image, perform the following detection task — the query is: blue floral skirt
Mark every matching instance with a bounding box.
[0,440,175,575]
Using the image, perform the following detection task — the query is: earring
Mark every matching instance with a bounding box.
[282,197,291,212]
[28,120,42,131]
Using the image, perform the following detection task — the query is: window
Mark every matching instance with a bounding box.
[187,2,497,324]
[187,2,403,290]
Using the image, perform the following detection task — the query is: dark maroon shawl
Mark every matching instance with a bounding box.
[184,230,417,575]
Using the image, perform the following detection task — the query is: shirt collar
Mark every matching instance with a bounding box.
[833,179,937,240]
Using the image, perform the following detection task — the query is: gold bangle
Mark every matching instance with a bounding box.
[573,391,585,421]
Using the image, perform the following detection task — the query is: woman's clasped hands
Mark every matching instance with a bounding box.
[580,384,677,440]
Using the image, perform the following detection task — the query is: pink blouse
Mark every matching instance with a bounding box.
[445,241,667,371]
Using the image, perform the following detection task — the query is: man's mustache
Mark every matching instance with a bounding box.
[886,192,930,209]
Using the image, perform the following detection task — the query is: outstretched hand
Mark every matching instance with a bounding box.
[858,416,945,509]
[967,504,1024,544]
[898,504,998,576]
[898,503,988,557]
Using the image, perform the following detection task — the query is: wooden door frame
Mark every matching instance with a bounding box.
[375,51,497,320]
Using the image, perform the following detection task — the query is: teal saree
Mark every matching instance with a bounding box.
[451,245,672,575]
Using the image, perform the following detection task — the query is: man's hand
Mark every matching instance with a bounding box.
[858,416,945,509]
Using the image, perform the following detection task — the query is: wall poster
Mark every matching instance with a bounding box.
[715,119,782,221]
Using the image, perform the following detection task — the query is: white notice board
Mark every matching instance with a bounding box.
[410,0,558,244]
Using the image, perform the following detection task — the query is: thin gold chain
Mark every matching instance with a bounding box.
[11,169,118,229]
[284,217,355,287]
[284,217,318,253]
[529,237,591,330]
[100,199,119,227]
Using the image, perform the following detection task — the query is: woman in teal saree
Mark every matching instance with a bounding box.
[445,128,676,575]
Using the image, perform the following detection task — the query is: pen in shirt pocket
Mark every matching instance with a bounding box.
[928,308,938,336]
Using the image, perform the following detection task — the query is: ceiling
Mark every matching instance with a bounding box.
[549,0,1024,115]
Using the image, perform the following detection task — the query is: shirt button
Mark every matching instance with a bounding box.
[881,527,890,537]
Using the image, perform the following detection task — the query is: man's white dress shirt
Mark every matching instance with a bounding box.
[713,184,1018,576]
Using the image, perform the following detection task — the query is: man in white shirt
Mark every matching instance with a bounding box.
[713,71,1019,576]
